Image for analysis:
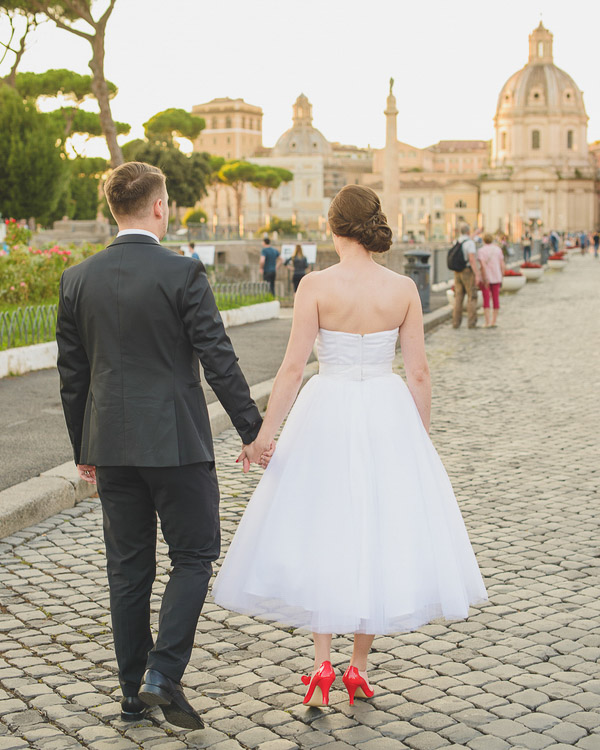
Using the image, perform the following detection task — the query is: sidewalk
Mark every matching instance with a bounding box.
[1,254,599,748]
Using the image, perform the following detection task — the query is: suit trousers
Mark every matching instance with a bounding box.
[452,268,478,329]
[96,462,220,696]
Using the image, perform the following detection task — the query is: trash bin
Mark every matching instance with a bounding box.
[404,249,431,313]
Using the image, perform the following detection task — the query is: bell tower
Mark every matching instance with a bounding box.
[528,22,553,64]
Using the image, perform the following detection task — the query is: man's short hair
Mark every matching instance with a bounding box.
[189,242,195,249]
[459,223,470,235]
[105,162,166,218]
[263,237,270,245]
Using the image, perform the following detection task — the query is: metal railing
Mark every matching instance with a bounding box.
[0,305,58,351]
[212,281,273,308]
[1,282,274,350]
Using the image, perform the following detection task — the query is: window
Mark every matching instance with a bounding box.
[420,197,425,206]
[538,41,544,57]
[532,130,541,150]
[434,211,442,220]
[241,117,245,128]
[407,198,414,206]
[567,130,574,149]
[306,182,312,197]
[225,116,232,129]
[501,131,507,150]
[227,136,231,144]
[455,200,467,208]
[211,117,217,129]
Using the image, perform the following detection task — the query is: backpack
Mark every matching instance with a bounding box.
[447,240,467,271]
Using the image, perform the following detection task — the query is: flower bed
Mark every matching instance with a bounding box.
[520,262,544,281]
[501,269,526,292]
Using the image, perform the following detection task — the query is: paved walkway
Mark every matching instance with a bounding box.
[1,255,599,749]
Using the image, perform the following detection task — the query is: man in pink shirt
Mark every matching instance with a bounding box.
[478,234,506,328]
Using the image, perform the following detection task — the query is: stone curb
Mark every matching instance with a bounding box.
[0,305,447,539]
[0,300,281,379]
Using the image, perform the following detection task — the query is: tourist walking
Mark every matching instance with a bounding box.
[478,234,505,328]
[214,185,488,708]
[260,237,281,295]
[451,223,481,329]
[56,162,265,731]
[522,232,532,262]
[593,231,599,259]
[284,243,309,292]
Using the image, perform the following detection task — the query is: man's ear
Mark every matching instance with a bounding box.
[153,196,165,219]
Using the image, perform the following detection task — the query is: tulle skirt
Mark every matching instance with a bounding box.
[213,372,488,634]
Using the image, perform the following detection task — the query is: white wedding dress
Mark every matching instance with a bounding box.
[213,328,488,634]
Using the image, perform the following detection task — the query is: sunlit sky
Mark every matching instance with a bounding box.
[2,0,600,157]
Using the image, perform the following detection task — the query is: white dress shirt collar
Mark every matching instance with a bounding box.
[116,228,160,243]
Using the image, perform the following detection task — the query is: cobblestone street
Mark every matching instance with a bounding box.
[1,254,599,750]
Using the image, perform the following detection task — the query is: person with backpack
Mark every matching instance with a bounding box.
[448,223,481,329]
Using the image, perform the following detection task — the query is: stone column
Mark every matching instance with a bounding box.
[383,79,399,240]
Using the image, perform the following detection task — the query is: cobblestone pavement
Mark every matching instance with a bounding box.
[1,254,599,749]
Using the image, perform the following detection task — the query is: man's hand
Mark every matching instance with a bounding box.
[237,440,276,473]
[77,464,96,484]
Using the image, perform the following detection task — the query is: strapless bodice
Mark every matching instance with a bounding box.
[316,328,398,380]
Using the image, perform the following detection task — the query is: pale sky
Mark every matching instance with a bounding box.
[2,0,600,157]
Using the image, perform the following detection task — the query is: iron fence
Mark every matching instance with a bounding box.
[1,282,274,350]
[0,305,58,351]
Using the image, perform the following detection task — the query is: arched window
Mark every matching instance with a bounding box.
[500,132,507,150]
[531,130,541,150]
[225,116,232,129]
[567,130,574,150]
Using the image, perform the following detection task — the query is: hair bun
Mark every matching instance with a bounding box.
[327,185,393,253]
[358,210,393,253]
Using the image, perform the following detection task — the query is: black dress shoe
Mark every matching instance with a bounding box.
[138,668,204,730]
[121,695,147,721]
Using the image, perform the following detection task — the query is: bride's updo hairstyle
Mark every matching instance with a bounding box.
[328,185,393,253]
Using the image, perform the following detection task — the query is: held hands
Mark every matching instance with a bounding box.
[77,464,96,484]
[237,439,276,474]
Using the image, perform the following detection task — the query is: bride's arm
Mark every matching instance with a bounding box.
[399,280,431,432]
[246,274,320,457]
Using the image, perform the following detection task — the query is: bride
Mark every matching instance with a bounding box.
[213,185,487,707]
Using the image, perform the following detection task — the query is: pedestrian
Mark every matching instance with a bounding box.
[593,231,599,259]
[214,184,487,707]
[522,232,532,262]
[188,241,199,260]
[478,233,505,328]
[452,223,481,329]
[284,244,309,292]
[580,231,589,256]
[550,230,560,254]
[260,237,280,295]
[56,162,267,730]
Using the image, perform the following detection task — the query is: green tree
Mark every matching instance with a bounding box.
[121,140,211,209]
[144,108,205,146]
[218,160,259,236]
[0,85,67,223]
[251,166,294,226]
[0,6,38,86]
[13,69,129,142]
[2,1,124,167]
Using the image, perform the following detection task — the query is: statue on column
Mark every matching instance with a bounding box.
[389,77,394,95]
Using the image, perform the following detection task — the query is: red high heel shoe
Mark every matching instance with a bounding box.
[342,666,375,705]
[301,661,336,706]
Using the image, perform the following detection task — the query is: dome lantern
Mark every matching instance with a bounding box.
[529,22,553,64]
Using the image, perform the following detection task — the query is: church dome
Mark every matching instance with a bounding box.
[272,94,332,156]
[491,23,590,171]
[496,23,586,120]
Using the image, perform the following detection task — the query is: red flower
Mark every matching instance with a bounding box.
[521,262,542,268]
[549,253,565,261]
[504,269,523,276]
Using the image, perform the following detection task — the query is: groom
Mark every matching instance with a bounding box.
[56,162,263,729]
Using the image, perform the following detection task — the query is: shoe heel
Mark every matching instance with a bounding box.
[138,683,171,706]
[345,681,357,706]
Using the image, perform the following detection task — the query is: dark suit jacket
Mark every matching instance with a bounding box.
[56,234,262,466]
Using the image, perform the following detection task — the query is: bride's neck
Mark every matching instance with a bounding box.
[335,237,373,263]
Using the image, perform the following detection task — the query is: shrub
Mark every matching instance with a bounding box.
[182,208,207,226]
